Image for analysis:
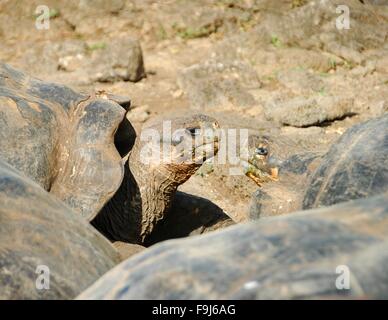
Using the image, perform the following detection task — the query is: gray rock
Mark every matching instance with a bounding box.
[368,100,388,117]
[61,0,126,33]
[376,55,388,74]
[255,0,387,64]
[277,69,324,93]
[126,105,150,123]
[78,0,125,13]
[20,37,145,84]
[171,6,222,39]
[264,96,354,127]
[22,40,87,75]
[214,0,387,70]
[178,59,260,110]
[90,37,146,83]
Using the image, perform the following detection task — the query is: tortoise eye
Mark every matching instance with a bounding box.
[186,127,200,136]
[255,147,268,156]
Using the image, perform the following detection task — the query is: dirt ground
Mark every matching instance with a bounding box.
[1,0,387,225]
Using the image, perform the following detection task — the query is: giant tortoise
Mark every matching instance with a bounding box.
[78,193,388,299]
[303,113,388,209]
[0,159,119,299]
[0,62,220,245]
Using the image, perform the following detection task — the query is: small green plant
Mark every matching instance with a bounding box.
[343,60,355,70]
[263,74,276,81]
[328,58,337,70]
[33,7,60,19]
[87,42,107,51]
[293,66,305,72]
[49,8,60,19]
[291,0,307,8]
[156,23,167,41]
[195,162,214,177]
[317,87,326,96]
[178,26,211,39]
[216,0,234,7]
[172,21,220,40]
[270,35,282,48]
[74,32,84,40]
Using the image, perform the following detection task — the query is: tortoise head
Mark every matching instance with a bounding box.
[94,114,220,244]
[241,135,280,187]
[132,114,220,185]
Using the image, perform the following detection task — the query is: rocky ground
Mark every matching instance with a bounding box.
[1,0,387,226]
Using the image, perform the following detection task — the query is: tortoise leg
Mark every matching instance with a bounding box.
[246,172,263,187]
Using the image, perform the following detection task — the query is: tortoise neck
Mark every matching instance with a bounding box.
[92,159,177,244]
[129,158,178,242]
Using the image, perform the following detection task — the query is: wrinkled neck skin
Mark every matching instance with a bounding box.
[92,148,196,245]
[130,158,179,242]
